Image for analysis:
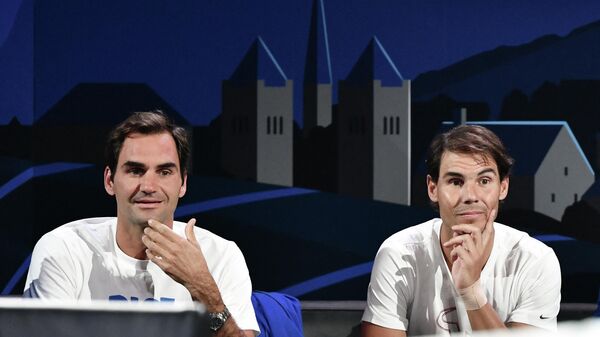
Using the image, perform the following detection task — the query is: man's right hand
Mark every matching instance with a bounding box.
[442,209,496,289]
[142,218,224,311]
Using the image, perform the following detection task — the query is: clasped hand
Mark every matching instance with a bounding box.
[443,209,496,290]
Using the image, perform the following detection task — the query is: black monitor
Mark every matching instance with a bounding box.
[0,298,210,337]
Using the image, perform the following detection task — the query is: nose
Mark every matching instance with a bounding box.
[462,181,479,204]
[139,173,157,194]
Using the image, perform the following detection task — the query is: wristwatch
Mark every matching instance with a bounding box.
[208,305,230,332]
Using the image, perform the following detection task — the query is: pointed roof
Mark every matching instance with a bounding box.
[35,83,189,126]
[304,0,332,84]
[229,37,287,86]
[345,36,404,87]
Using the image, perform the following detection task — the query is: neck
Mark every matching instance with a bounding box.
[115,219,147,260]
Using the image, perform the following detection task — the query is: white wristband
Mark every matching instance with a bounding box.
[457,279,487,310]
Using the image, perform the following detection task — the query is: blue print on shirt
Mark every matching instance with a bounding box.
[109,295,175,302]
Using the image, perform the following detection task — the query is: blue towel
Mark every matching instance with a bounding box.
[251,291,304,337]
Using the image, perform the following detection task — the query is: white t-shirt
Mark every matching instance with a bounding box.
[362,218,561,335]
[24,217,259,334]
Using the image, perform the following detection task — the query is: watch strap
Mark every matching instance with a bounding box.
[208,305,230,332]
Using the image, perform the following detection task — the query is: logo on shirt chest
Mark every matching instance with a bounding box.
[109,295,175,302]
[436,306,460,333]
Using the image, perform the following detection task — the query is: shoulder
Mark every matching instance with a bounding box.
[494,223,559,269]
[379,219,437,252]
[375,219,438,265]
[27,218,115,286]
[34,217,115,252]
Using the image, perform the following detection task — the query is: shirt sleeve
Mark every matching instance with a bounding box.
[362,245,413,331]
[506,247,561,331]
[24,233,78,299]
[217,241,260,335]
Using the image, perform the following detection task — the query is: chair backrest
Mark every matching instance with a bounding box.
[251,291,304,337]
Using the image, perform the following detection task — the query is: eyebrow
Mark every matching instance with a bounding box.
[121,161,178,171]
[122,161,146,169]
[442,171,464,179]
[477,168,497,176]
[442,168,498,179]
[156,162,178,171]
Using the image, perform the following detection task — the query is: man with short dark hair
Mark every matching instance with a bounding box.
[362,125,561,336]
[25,111,260,336]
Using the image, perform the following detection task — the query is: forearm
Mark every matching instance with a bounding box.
[466,303,507,330]
[185,274,224,311]
[187,283,249,337]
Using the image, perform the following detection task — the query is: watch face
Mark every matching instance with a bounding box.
[210,316,223,331]
[209,307,229,332]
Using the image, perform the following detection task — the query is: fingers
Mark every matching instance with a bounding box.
[481,209,497,245]
[450,244,473,263]
[185,218,198,246]
[450,224,480,236]
[143,219,180,260]
[143,218,201,265]
[146,248,168,266]
[147,219,179,240]
[142,231,170,259]
[444,224,480,247]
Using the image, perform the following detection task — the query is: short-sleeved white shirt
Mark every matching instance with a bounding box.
[24,217,260,334]
[362,218,561,335]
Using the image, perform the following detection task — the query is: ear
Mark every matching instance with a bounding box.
[427,175,438,203]
[499,176,509,201]
[104,167,115,196]
[179,173,188,198]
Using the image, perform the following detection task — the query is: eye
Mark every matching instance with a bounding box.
[159,169,173,176]
[449,178,463,187]
[127,168,144,176]
[480,177,491,185]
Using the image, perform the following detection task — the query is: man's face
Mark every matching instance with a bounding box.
[104,132,187,228]
[427,151,509,231]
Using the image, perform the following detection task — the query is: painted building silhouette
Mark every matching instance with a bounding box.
[337,37,411,205]
[303,0,333,134]
[221,37,293,186]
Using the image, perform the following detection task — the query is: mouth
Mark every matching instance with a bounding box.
[133,199,163,209]
[455,210,485,221]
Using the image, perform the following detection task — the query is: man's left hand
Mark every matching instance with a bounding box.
[142,218,224,311]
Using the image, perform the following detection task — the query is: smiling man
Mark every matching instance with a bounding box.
[24,111,259,336]
[362,125,561,336]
